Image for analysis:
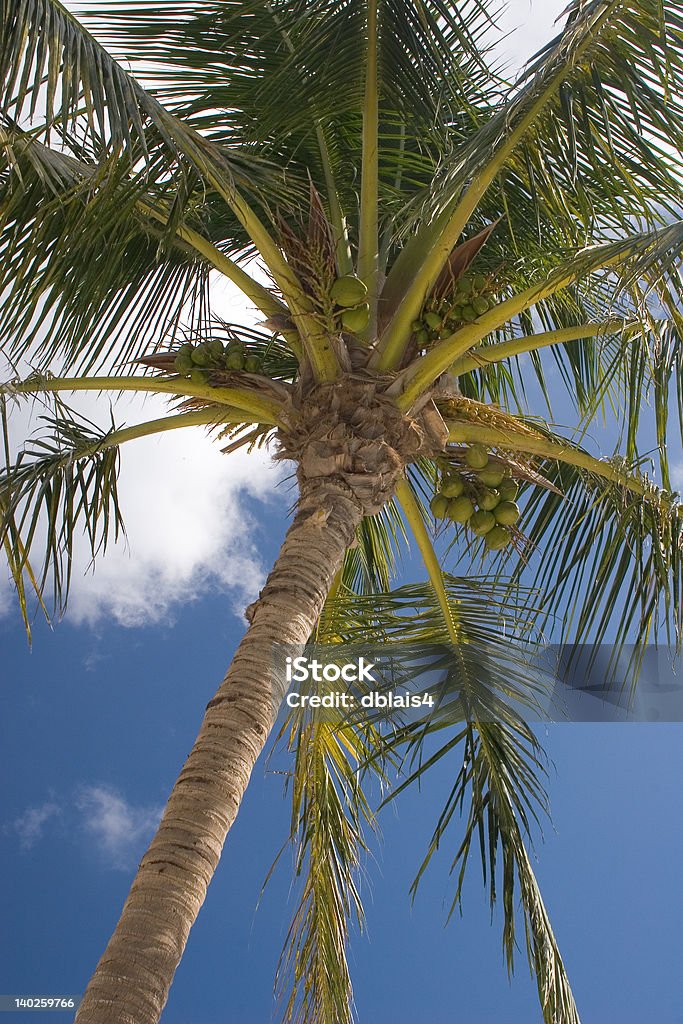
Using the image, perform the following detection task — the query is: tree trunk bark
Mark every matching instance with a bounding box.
[75,478,364,1024]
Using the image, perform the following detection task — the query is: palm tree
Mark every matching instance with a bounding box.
[2,0,683,1021]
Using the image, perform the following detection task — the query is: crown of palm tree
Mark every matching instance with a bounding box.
[2,2,683,1023]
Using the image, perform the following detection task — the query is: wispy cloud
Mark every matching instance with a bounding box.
[8,786,164,870]
[76,785,164,870]
[9,801,61,849]
[0,388,287,630]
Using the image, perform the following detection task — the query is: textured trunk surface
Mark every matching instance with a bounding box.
[75,479,364,1024]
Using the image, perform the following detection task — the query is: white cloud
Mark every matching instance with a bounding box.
[57,392,287,627]
[495,1,568,71]
[76,785,164,870]
[1,276,290,628]
[9,801,61,849]
[8,786,164,869]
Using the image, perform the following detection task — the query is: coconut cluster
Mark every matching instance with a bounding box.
[330,274,370,333]
[412,273,496,347]
[173,340,264,383]
[430,444,520,550]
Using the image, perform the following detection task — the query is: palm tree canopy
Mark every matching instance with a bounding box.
[2,2,683,1023]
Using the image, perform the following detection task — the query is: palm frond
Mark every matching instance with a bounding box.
[0,124,213,372]
[343,573,579,1024]
[513,440,683,654]
[382,0,683,331]
[275,699,380,1024]
[0,396,125,616]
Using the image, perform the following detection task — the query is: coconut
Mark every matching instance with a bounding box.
[244,354,262,374]
[341,303,370,332]
[484,525,511,550]
[178,342,194,357]
[470,510,496,536]
[415,329,430,346]
[473,296,490,316]
[498,478,519,502]
[465,444,489,470]
[190,367,210,384]
[478,467,505,488]
[441,477,465,498]
[494,501,520,526]
[423,311,442,330]
[225,348,246,370]
[430,494,450,519]
[447,496,475,523]
[473,273,487,291]
[208,339,225,359]
[478,488,501,511]
[191,343,213,367]
[174,353,194,374]
[462,304,477,322]
[331,275,368,308]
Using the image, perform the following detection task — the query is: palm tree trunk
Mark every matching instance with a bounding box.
[75,478,364,1024]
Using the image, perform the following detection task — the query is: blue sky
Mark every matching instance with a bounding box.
[2,566,683,1024]
[3,1,683,1022]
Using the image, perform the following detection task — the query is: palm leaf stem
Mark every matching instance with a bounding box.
[94,408,238,448]
[445,420,675,502]
[448,320,628,376]
[138,200,299,348]
[394,476,459,644]
[6,375,283,424]
[392,228,678,409]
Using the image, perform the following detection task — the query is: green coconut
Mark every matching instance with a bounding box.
[472,273,487,291]
[177,342,194,357]
[484,525,512,550]
[173,352,194,374]
[472,296,490,316]
[430,494,450,519]
[494,501,521,526]
[341,303,370,332]
[190,367,210,384]
[415,328,430,346]
[411,320,424,332]
[478,467,505,488]
[244,354,262,374]
[190,343,213,367]
[470,510,496,536]
[465,444,489,470]
[423,310,442,330]
[441,477,465,498]
[478,488,501,511]
[225,347,246,370]
[447,496,475,523]
[498,478,519,502]
[331,275,368,308]
[207,339,225,359]
[461,304,477,322]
